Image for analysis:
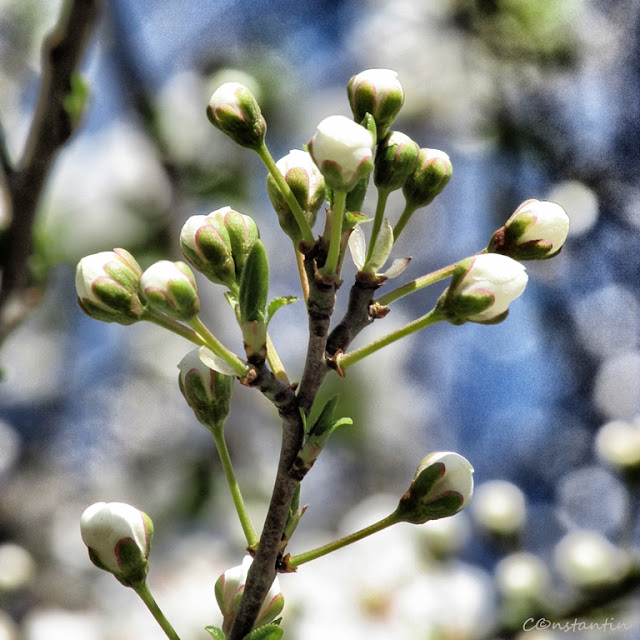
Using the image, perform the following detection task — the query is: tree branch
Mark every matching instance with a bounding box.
[0,0,101,341]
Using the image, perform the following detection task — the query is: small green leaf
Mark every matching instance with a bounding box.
[239,240,269,324]
[205,625,226,640]
[63,73,89,130]
[243,623,284,640]
[266,296,298,326]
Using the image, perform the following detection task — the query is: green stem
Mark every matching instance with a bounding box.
[337,307,444,373]
[366,187,390,263]
[287,512,398,569]
[133,581,182,640]
[187,316,249,378]
[319,189,347,279]
[256,143,315,247]
[142,309,207,346]
[393,202,418,241]
[375,262,458,307]
[211,424,260,549]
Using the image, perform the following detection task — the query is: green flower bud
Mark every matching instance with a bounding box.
[308,115,374,193]
[206,82,267,150]
[402,148,452,210]
[80,502,153,588]
[178,348,234,428]
[266,149,325,241]
[180,212,237,290]
[374,131,420,192]
[215,556,284,634]
[488,199,570,260]
[140,260,200,320]
[347,68,405,140]
[75,249,144,324]
[395,452,474,524]
[210,206,260,279]
[437,254,528,325]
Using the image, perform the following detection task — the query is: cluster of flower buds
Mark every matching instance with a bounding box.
[488,199,570,260]
[180,206,260,293]
[394,452,474,524]
[80,502,153,588]
[437,253,529,325]
[215,556,284,634]
[178,348,234,429]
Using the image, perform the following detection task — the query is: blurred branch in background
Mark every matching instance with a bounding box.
[0,0,101,345]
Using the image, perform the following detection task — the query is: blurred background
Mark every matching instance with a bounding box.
[1,0,640,638]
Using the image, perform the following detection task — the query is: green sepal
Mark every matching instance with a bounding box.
[63,73,89,131]
[243,623,284,640]
[394,461,443,524]
[345,172,370,213]
[205,625,227,640]
[77,297,141,325]
[266,296,298,326]
[114,538,150,588]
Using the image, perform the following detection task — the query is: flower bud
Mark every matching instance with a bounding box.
[215,556,284,634]
[206,82,266,150]
[347,68,404,140]
[495,552,550,601]
[80,502,153,587]
[471,480,527,538]
[266,149,326,241]
[374,131,420,192]
[489,199,570,260]
[140,260,200,320]
[554,530,629,590]
[75,249,144,324]
[395,452,474,524]
[212,206,260,278]
[402,148,452,210]
[438,253,528,325]
[308,115,374,192]
[178,348,234,428]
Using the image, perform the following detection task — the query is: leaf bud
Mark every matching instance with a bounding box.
[347,68,405,140]
[140,260,200,320]
[80,501,153,588]
[395,451,474,524]
[206,82,267,150]
[75,249,144,324]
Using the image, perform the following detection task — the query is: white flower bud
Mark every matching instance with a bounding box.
[140,260,200,320]
[308,115,374,192]
[206,82,266,150]
[471,480,527,537]
[554,530,629,590]
[439,253,528,324]
[347,68,404,139]
[495,552,550,600]
[75,249,143,324]
[395,451,474,524]
[215,555,284,634]
[80,502,153,587]
[489,199,570,260]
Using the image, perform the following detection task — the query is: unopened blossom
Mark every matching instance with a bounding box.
[402,148,452,210]
[395,451,474,524]
[347,68,405,139]
[140,260,200,320]
[595,418,640,473]
[75,249,143,324]
[374,131,420,193]
[471,480,527,537]
[439,253,528,324]
[266,149,326,240]
[80,502,153,587]
[308,115,374,192]
[215,555,284,634]
[206,82,266,150]
[489,199,570,259]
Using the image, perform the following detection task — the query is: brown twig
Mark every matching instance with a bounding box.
[0,0,101,342]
